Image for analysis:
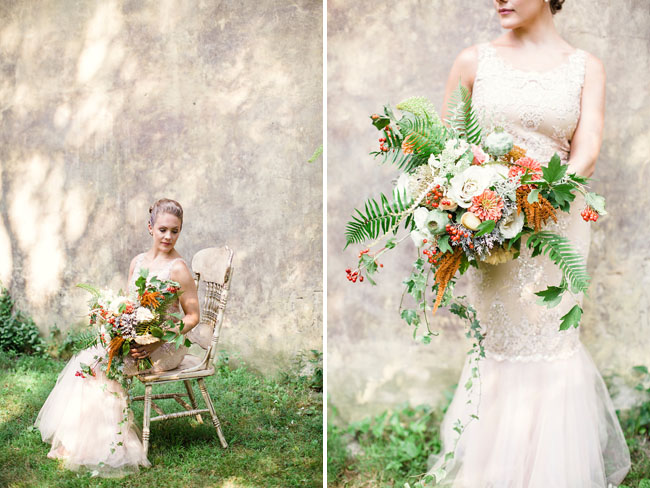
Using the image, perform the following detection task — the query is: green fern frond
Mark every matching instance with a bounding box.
[70,330,99,354]
[76,283,101,299]
[526,231,590,293]
[399,116,448,158]
[345,190,413,247]
[446,83,482,145]
[396,97,442,123]
[372,149,428,174]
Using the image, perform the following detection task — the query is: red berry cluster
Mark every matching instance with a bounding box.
[378,126,393,152]
[580,206,599,222]
[423,247,440,265]
[124,303,134,314]
[166,286,178,293]
[425,184,444,208]
[75,371,87,379]
[446,224,474,249]
[345,268,364,283]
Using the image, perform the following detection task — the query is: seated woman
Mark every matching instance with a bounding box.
[35,198,199,477]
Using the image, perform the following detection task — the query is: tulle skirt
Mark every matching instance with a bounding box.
[35,346,151,477]
[429,343,631,487]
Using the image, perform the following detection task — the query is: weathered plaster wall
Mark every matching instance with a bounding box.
[328,0,650,422]
[0,0,323,374]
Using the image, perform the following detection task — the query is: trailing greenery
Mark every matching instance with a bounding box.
[0,287,47,357]
[0,351,322,487]
[445,83,482,145]
[345,189,414,247]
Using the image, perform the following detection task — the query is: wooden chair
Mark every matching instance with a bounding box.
[131,246,234,456]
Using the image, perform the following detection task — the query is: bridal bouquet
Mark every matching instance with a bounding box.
[344,90,606,339]
[76,268,192,388]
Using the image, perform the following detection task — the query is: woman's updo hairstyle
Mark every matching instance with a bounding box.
[549,0,565,14]
[149,198,183,229]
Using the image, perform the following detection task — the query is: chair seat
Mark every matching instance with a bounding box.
[136,354,215,383]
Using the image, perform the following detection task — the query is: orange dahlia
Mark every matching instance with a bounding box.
[508,157,542,186]
[469,189,504,221]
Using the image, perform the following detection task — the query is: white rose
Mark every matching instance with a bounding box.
[498,210,525,239]
[136,307,155,323]
[448,166,497,208]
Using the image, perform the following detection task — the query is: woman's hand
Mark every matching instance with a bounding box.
[129,342,161,359]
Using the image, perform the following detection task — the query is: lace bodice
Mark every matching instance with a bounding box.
[470,42,590,361]
[127,253,188,371]
[473,43,586,163]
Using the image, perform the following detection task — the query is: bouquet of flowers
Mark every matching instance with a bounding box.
[344,89,606,340]
[76,268,192,388]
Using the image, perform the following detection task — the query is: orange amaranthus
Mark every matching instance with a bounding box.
[432,247,463,316]
[140,290,163,308]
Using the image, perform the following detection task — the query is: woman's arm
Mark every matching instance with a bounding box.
[169,260,200,334]
[440,46,479,122]
[567,53,606,177]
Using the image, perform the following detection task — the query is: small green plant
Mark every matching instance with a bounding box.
[284,349,323,392]
[0,286,47,356]
[618,366,650,440]
[48,325,98,360]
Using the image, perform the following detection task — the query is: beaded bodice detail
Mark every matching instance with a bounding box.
[470,42,590,362]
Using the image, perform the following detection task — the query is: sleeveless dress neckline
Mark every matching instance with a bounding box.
[484,42,583,76]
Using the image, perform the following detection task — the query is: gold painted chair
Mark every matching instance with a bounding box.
[131,246,234,456]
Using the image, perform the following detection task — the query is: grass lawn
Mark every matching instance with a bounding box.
[0,352,322,488]
[328,403,650,488]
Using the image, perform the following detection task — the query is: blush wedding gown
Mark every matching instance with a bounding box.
[35,255,189,477]
[429,43,631,487]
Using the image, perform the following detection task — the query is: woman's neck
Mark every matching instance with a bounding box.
[503,10,563,48]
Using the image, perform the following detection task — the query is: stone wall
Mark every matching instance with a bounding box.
[0,0,323,374]
[327,0,650,422]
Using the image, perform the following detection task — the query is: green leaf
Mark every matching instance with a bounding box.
[474,219,495,237]
[75,283,101,299]
[385,237,396,249]
[122,341,130,355]
[550,184,576,207]
[633,365,649,375]
[585,192,607,215]
[535,285,566,308]
[118,303,126,314]
[559,305,583,330]
[400,309,420,326]
[542,153,567,184]
[307,144,322,163]
[150,326,164,338]
[527,189,540,204]
[437,235,452,254]
[371,114,390,130]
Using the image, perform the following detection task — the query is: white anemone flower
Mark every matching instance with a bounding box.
[448,166,498,208]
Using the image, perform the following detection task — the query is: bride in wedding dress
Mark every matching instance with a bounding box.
[428,0,631,486]
[35,198,200,477]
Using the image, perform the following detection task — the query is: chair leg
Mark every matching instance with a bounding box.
[142,384,152,456]
[184,380,204,424]
[197,378,228,448]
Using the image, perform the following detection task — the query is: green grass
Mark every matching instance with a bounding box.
[328,402,650,488]
[0,351,323,488]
